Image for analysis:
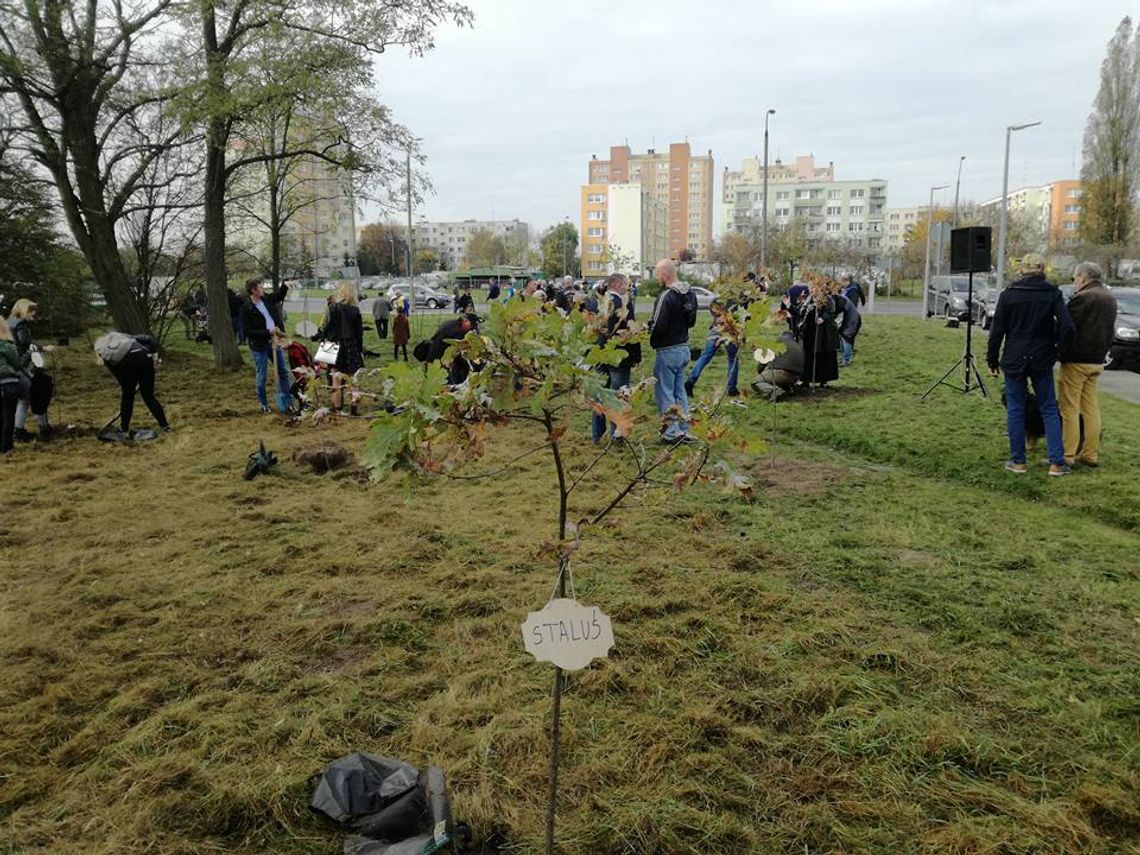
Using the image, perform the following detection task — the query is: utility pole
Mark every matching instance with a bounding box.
[922,185,948,318]
[953,155,966,227]
[996,121,1042,287]
[761,108,775,269]
[406,148,415,314]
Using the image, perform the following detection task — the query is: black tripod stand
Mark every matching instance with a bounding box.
[921,269,989,400]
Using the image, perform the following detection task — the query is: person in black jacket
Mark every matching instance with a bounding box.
[591,273,640,442]
[429,314,478,384]
[321,282,366,415]
[986,254,1075,476]
[797,282,841,385]
[649,259,698,442]
[240,279,293,414]
[98,334,170,435]
[1058,261,1117,467]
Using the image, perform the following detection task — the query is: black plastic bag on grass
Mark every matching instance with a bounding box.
[311,753,454,855]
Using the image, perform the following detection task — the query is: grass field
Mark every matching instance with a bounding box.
[1,316,1137,854]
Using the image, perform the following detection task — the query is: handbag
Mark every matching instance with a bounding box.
[315,341,340,365]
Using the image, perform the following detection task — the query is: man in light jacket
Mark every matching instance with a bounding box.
[1058,261,1117,467]
[649,258,698,442]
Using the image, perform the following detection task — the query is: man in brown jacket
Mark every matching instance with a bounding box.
[1058,261,1118,467]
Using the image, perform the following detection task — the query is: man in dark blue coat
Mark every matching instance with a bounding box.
[986,254,1075,476]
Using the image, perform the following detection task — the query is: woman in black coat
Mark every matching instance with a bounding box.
[323,283,365,415]
[797,283,841,386]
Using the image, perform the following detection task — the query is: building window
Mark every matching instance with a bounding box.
[776,191,790,200]
[1064,204,1080,213]
[587,244,604,254]
[850,189,865,198]
[587,227,605,237]
[775,207,790,216]
[795,189,811,199]
[1067,188,1081,197]
[850,205,864,215]
[848,222,864,232]
[826,222,840,232]
[1063,221,1078,230]
[587,193,606,203]
[826,206,842,216]
[587,211,606,221]
[828,190,841,199]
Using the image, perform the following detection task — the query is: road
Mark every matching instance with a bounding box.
[281,296,1140,405]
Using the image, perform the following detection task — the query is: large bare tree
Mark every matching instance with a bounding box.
[0,0,185,334]
[186,0,471,369]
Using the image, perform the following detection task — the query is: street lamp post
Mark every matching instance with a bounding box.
[760,108,776,269]
[996,121,1042,287]
[921,184,949,318]
[953,155,966,228]
[405,148,415,313]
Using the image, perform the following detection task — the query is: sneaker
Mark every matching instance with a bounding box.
[684,380,695,397]
[260,404,271,414]
[1004,461,1028,474]
[13,428,33,442]
[1048,463,1073,477]
[726,389,740,397]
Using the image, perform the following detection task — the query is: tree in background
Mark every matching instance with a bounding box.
[0,0,188,335]
[186,0,472,369]
[358,224,409,275]
[415,247,440,273]
[1079,16,1139,268]
[0,149,92,336]
[711,231,762,277]
[463,228,506,268]
[540,222,580,278]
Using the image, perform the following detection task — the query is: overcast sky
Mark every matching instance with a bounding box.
[367,0,1129,237]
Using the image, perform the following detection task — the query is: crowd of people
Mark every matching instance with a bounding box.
[0,255,1124,472]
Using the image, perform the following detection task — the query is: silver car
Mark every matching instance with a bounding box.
[689,286,718,310]
[386,283,450,309]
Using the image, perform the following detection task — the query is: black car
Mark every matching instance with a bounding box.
[1106,287,1140,372]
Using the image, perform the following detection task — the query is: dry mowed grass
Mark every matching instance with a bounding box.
[1,319,1138,854]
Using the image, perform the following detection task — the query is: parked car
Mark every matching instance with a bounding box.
[1105,286,1140,372]
[978,286,1000,330]
[928,274,993,323]
[689,286,718,310]
[386,283,451,310]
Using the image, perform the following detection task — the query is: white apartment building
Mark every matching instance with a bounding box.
[411,218,530,267]
[978,186,1051,243]
[721,155,835,231]
[724,166,888,251]
[580,182,668,278]
[881,206,929,254]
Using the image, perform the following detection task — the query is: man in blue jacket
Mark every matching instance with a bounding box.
[649,258,698,442]
[986,254,1075,476]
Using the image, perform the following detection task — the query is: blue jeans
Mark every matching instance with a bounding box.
[591,365,632,442]
[252,347,293,413]
[653,343,691,438]
[687,337,740,393]
[1004,371,1064,465]
[840,337,854,365]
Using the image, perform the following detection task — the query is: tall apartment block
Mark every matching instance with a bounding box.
[579,183,668,279]
[721,154,887,251]
[587,143,714,259]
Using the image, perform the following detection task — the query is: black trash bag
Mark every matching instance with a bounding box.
[243,440,278,480]
[311,754,453,855]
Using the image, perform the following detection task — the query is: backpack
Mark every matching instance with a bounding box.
[94,332,138,366]
[412,340,432,363]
